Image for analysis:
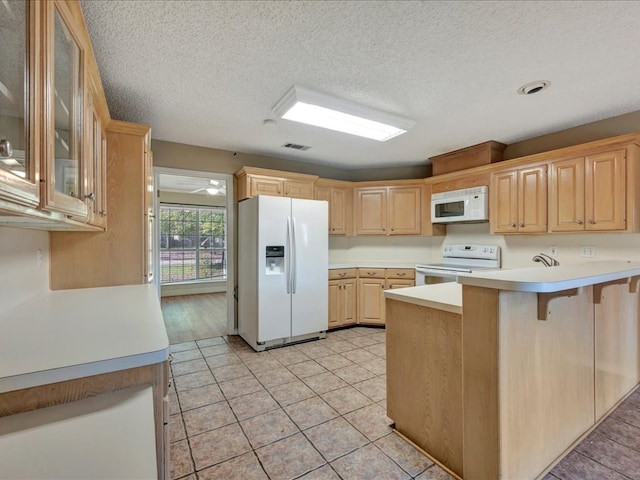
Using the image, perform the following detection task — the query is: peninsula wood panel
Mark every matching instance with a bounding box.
[386,299,463,477]
[497,288,594,480]
[594,281,640,419]
[462,286,500,480]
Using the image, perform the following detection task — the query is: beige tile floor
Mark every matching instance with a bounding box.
[168,327,454,480]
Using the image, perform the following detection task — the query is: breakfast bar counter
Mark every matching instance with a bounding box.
[384,261,640,480]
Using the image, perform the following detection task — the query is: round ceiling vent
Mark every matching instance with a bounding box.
[517,80,551,95]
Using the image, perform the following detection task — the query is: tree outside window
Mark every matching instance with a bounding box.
[159,205,226,283]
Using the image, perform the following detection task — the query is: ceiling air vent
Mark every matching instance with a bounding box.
[282,142,311,151]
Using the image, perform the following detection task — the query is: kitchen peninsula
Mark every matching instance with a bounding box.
[384,262,640,480]
[0,285,170,479]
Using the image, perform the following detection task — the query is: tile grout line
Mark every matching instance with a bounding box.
[169,329,416,480]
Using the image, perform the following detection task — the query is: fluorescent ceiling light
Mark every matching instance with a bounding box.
[273,85,415,142]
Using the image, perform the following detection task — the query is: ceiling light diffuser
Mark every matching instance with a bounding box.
[273,85,415,142]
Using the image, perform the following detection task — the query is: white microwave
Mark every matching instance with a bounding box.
[431,186,489,223]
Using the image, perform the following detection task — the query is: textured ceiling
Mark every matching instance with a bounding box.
[81,0,640,170]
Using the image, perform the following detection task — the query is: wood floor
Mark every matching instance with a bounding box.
[160,293,227,344]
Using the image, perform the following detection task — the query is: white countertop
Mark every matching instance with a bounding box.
[457,260,640,293]
[0,386,157,479]
[384,283,462,314]
[330,262,418,269]
[0,284,169,393]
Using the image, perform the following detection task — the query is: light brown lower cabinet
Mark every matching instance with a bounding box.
[329,267,415,328]
[328,278,357,329]
[358,277,386,325]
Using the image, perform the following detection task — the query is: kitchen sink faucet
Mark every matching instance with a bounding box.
[532,253,560,267]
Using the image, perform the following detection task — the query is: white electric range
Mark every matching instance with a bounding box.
[415,244,501,285]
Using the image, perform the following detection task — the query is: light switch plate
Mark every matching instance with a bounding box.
[550,246,558,257]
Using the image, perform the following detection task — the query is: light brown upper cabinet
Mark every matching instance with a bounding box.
[0,0,109,230]
[315,179,353,235]
[355,185,422,235]
[235,167,317,201]
[50,122,152,289]
[550,149,626,232]
[41,0,89,219]
[0,0,41,209]
[84,77,108,229]
[491,164,547,234]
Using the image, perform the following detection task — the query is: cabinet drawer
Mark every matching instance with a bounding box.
[329,268,357,280]
[358,268,386,279]
[386,268,415,280]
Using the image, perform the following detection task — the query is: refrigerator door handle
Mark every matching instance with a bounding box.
[291,217,297,294]
[286,216,292,294]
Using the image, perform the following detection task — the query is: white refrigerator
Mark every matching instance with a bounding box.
[238,195,328,351]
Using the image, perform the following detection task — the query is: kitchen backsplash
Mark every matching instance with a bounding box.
[0,227,49,315]
[330,224,640,269]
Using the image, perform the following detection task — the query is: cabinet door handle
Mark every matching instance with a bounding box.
[338,272,346,277]
[367,271,375,275]
[99,210,107,217]
[511,223,516,228]
[519,223,525,228]
[397,272,406,276]
[576,219,583,225]
[588,219,595,225]
[85,192,96,201]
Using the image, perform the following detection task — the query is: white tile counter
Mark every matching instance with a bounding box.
[0,284,169,393]
[457,260,640,293]
[384,283,461,314]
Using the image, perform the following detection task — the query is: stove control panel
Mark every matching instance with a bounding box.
[442,244,501,261]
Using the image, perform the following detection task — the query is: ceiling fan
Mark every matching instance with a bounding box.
[189,179,225,195]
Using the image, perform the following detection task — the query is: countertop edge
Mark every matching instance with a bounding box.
[0,348,169,394]
[457,262,640,293]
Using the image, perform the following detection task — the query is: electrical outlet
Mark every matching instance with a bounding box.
[580,246,596,258]
[36,249,43,268]
[550,246,558,257]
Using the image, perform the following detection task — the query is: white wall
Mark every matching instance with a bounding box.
[0,227,49,315]
[329,224,640,269]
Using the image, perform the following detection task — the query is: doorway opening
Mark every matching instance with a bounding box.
[154,168,235,343]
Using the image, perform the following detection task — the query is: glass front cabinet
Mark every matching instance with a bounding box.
[0,0,40,207]
[0,0,108,229]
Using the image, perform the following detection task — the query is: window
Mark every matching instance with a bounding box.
[159,205,227,284]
